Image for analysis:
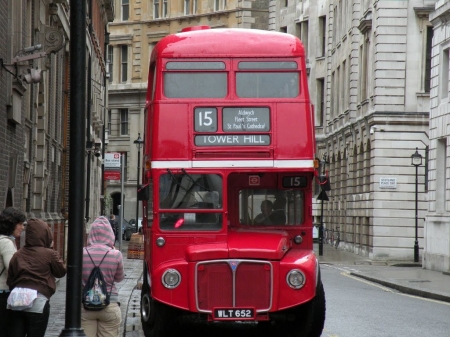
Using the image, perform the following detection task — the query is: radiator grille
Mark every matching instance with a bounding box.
[196,260,272,312]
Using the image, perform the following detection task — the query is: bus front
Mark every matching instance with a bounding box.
[140,28,325,337]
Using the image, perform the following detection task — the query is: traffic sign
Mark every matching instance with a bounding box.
[104,170,121,181]
[105,153,121,168]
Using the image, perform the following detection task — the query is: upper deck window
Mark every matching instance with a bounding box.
[166,62,225,70]
[236,72,299,98]
[236,62,299,98]
[238,62,297,70]
[164,62,227,98]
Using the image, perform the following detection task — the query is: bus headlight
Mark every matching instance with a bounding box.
[286,269,305,289]
[162,269,181,289]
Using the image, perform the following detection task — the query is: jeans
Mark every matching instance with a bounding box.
[7,301,50,337]
[0,291,11,334]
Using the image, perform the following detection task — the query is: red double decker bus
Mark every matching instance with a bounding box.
[139,26,325,337]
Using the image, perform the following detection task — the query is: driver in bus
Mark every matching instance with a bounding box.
[253,200,274,225]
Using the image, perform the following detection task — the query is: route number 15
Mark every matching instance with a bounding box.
[195,108,217,132]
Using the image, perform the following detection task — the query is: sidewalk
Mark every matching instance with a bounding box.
[315,243,450,303]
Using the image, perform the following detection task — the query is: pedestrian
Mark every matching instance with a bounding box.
[109,214,119,243]
[0,207,27,335]
[6,218,66,337]
[81,216,124,337]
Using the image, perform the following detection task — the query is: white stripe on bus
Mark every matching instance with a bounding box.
[150,160,314,169]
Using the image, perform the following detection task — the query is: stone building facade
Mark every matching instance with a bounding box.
[107,0,269,221]
[270,0,433,261]
[427,0,450,272]
[0,0,113,259]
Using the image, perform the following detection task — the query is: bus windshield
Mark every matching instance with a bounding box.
[240,189,304,226]
[159,172,222,231]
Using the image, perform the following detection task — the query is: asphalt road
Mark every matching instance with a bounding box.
[321,264,450,337]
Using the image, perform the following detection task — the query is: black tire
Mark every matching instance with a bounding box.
[309,277,326,337]
[141,274,179,337]
[277,300,313,337]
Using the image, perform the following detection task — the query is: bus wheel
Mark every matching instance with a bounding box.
[280,301,313,337]
[141,292,177,337]
[309,278,326,337]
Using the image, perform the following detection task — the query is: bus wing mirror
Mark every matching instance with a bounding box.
[138,184,150,201]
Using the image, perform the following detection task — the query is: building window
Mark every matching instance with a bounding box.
[108,45,113,83]
[162,0,168,17]
[193,0,197,14]
[359,41,369,102]
[425,26,433,93]
[108,110,112,137]
[214,0,226,11]
[317,78,325,127]
[185,0,191,15]
[319,16,326,57]
[436,139,446,212]
[120,109,128,135]
[154,0,160,19]
[441,49,449,100]
[331,71,335,118]
[280,26,287,34]
[301,21,309,59]
[122,0,129,21]
[121,45,128,83]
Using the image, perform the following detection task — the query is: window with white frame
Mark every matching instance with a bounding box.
[162,0,168,17]
[108,45,113,82]
[120,109,129,135]
[319,16,326,57]
[121,45,128,83]
[193,0,198,14]
[122,0,129,21]
[154,0,160,19]
[184,0,191,15]
[317,78,325,127]
[214,0,226,11]
[424,26,433,93]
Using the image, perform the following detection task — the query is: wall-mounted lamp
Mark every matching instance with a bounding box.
[370,125,385,134]
[305,58,311,75]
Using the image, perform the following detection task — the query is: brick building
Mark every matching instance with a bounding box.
[0,0,113,259]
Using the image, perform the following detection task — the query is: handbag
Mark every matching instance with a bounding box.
[7,287,38,311]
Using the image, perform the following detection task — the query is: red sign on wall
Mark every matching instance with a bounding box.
[104,170,121,181]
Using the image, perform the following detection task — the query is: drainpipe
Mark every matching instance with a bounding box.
[85,0,93,223]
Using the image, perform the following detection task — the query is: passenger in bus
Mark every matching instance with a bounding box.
[253,200,274,225]
[270,197,287,225]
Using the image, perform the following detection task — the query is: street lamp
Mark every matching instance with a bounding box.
[411,147,422,263]
[134,133,144,233]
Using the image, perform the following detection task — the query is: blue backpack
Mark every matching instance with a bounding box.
[82,249,113,311]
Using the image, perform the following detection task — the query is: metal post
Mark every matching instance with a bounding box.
[60,0,87,335]
[414,164,419,263]
[319,197,324,256]
[135,149,140,233]
[134,133,143,233]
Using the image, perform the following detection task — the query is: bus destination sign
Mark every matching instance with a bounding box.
[195,135,270,146]
[222,107,270,132]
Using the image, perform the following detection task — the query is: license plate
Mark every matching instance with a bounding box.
[213,308,255,320]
